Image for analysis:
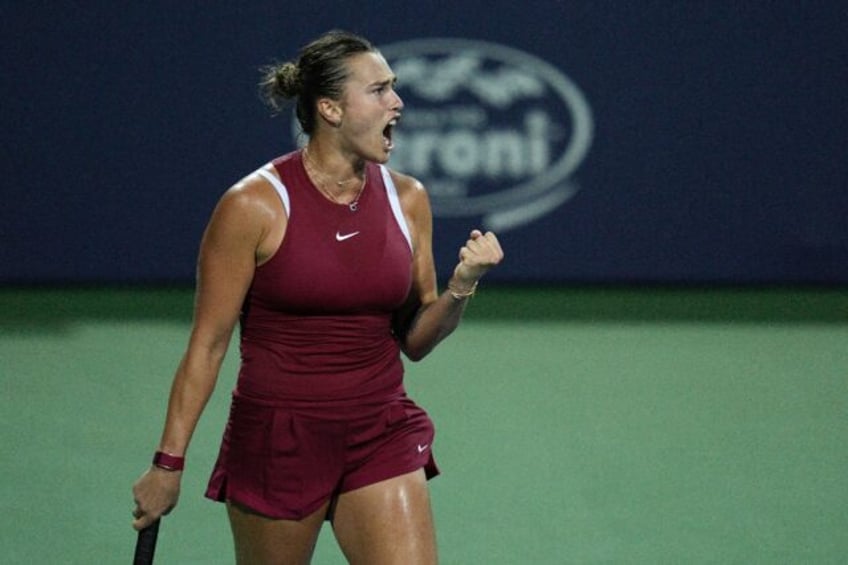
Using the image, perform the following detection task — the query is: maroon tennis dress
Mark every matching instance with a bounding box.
[205,151,438,519]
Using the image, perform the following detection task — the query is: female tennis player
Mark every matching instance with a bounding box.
[131,30,502,563]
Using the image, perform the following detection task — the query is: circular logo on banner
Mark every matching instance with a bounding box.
[378,38,594,231]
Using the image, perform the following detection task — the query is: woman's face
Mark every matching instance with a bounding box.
[335,51,404,164]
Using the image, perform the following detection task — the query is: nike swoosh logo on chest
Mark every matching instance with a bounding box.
[335,231,361,242]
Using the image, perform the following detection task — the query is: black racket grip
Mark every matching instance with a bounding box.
[133,519,160,565]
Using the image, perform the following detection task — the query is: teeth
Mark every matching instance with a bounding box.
[383,119,397,150]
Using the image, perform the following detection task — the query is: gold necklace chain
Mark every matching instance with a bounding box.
[302,148,366,212]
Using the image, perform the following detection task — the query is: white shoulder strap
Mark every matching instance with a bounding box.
[380,165,413,252]
[257,167,290,217]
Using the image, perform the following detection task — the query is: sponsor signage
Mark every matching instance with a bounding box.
[380,38,594,231]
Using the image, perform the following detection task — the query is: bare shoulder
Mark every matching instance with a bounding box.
[386,167,430,213]
[384,167,433,257]
[215,164,283,227]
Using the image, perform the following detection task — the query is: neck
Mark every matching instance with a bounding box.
[302,145,363,187]
[301,146,367,209]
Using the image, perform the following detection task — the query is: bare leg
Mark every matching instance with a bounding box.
[331,469,437,565]
[227,500,330,565]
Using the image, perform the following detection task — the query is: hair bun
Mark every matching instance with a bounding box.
[259,60,300,111]
[275,62,301,97]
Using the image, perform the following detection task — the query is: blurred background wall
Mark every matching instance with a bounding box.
[3,1,847,286]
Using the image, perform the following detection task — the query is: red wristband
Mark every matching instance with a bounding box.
[152,451,185,471]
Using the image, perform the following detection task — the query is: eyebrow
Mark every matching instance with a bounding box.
[371,76,398,88]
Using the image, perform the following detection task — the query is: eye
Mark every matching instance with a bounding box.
[374,79,397,95]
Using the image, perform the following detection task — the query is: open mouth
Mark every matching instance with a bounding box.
[382,118,398,150]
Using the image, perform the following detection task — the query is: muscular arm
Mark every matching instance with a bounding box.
[133,172,280,529]
[392,173,503,361]
[157,187,263,457]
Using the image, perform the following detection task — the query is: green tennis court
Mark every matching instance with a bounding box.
[1,287,846,563]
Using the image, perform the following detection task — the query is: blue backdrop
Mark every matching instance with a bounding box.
[3,2,846,285]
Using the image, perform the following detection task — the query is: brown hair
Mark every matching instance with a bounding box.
[259,30,375,135]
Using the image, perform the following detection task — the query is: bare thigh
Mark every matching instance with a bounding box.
[331,469,437,565]
[227,500,330,565]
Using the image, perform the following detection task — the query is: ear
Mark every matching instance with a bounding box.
[317,97,343,128]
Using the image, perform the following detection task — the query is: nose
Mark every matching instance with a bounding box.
[391,89,404,111]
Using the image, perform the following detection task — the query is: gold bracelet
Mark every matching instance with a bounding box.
[447,280,478,300]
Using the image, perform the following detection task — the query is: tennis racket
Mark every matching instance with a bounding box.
[133,519,160,564]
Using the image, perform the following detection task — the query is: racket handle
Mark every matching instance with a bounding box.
[133,519,160,565]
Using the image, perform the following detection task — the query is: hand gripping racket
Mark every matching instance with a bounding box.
[133,519,160,564]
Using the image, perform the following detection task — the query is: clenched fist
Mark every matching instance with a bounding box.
[452,230,504,287]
